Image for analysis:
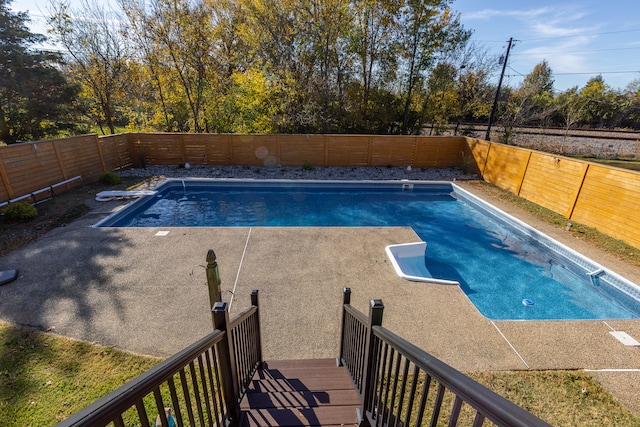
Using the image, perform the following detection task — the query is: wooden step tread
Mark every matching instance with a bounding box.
[248,377,356,393]
[241,406,359,427]
[261,359,339,369]
[241,359,360,426]
[241,389,360,409]
[255,366,350,380]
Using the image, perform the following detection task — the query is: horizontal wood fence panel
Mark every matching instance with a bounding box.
[325,135,371,166]
[1,142,65,197]
[99,134,133,171]
[463,138,489,175]
[571,165,640,248]
[369,136,415,167]
[463,139,640,250]
[277,134,326,166]
[182,134,232,165]
[519,153,589,218]
[55,135,104,182]
[230,134,280,166]
[414,137,464,168]
[132,133,184,165]
[482,144,531,194]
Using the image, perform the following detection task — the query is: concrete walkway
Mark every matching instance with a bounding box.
[0,182,639,414]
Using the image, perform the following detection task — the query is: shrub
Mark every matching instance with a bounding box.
[98,172,121,185]
[302,161,314,171]
[4,202,38,221]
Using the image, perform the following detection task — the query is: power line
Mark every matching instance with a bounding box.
[511,46,640,56]
[473,29,640,45]
[553,71,640,76]
[507,66,526,77]
[505,70,640,77]
[518,28,640,42]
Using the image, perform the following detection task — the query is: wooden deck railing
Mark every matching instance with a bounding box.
[56,291,261,427]
[57,286,554,426]
[339,288,552,427]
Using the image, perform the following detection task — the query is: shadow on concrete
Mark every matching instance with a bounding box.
[0,214,132,346]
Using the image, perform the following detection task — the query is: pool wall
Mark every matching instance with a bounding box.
[92,178,456,228]
[92,178,640,318]
[451,184,640,316]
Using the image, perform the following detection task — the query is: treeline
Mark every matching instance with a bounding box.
[1,0,640,145]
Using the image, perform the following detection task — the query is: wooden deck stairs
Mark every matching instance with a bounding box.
[240,358,360,426]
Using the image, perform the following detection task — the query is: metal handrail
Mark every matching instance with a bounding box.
[371,325,552,426]
[56,330,226,426]
[339,290,369,394]
[56,291,261,427]
[339,288,552,427]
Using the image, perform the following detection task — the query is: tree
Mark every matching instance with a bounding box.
[208,68,278,133]
[49,0,130,134]
[578,75,620,128]
[555,87,581,129]
[443,41,496,133]
[495,60,557,143]
[314,0,354,131]
[513,60,556,127]
[0,0,80,143]
[241,0,356,132]
[456,67,493,125]
[348,0,400,128]
[240,0,312,132]
[118,0,174,131]
[422,62,459,134]
[397,0,470,134]
[622,78,640,129]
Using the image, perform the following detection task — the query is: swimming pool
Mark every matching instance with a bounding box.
[95,179,640,321]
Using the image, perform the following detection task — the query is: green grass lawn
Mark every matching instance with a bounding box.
[0,321,160,425]
[572,156,640,172]
[1,321,639,426]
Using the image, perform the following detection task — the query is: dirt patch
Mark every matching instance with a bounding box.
[0,177,150,258]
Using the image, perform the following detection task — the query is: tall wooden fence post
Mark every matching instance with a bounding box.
[359,299,384,427]
[206,249,222,326]
[212,302,241,425]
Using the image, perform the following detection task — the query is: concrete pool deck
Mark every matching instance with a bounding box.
[0,180,639,414]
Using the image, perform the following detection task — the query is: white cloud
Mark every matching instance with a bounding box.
[463,7,553,21]
[458,2,640,89]
[527,6,599,38]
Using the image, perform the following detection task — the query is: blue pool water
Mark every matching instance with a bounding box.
[96,179,640,321]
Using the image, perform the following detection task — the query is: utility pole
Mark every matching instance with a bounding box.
[485,37,513,141]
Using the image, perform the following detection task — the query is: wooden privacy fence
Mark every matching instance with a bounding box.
[126,133,464,168]
[467,138,640,251]
[0,134,131,203]
[1,132,640,251]
[0,133,465,203]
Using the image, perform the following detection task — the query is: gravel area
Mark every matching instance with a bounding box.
[510,133,640,159]
[118,165,479,182]
[444,125,640,160]
[457,125,640,159]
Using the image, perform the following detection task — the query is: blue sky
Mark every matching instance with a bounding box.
[10,0,640,93]
[454,0,640,92]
